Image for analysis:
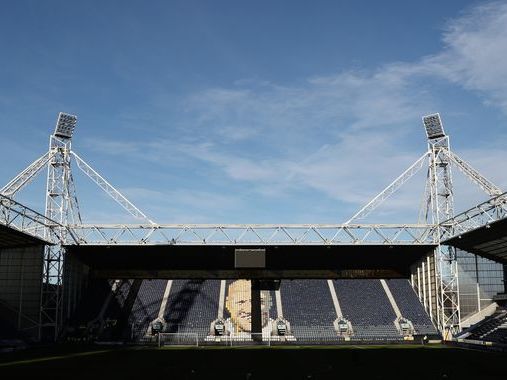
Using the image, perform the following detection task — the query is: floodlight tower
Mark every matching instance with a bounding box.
[40,112,81,340]
[422,113,460,339]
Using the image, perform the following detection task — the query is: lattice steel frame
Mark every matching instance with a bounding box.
[0,151,56,197]
[40,132,80,340]
[0,193,64,243]
[346,114,504,338]
[68,223,437,246]
[441,192,507,239]
[426,134,461,339]
[1,112,154,340]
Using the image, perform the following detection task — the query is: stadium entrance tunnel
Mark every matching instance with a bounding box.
[65,244,436,279]
[444,218,507,264]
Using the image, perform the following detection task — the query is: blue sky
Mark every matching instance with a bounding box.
[1,0,507,224]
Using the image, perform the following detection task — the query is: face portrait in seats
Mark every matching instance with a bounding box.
[225,279,272,333]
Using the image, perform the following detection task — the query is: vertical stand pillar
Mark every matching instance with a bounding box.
[250,279,262,342]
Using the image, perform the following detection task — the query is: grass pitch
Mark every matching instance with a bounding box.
[0,344,505,379]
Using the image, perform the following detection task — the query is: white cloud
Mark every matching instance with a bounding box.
[178,2,507,204]
[121,186,246,223]
[81,139,139,156]
[83,2,507,222]
[407,2,507,112]
[185,68,427,145]
[123,186,243,211]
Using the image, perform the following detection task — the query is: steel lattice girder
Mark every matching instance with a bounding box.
[441,192,507,239]
[67,223,438,246]
[0,194,62,244]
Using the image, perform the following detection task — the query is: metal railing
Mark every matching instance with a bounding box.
[157,332,199,347]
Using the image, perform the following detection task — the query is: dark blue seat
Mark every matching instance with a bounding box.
[280,280,339,342]
[386,279,437,335]
[334,279,400,340]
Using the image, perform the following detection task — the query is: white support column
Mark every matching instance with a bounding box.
[327,280,343,319]
[158,280,173,320]
[433,250,441,330]
[275,289,284,319]
[427,255,433,320]
[217,280,226,320]
[422,261,427,311]
[380,280,402,319]
[417,266,422,300]
[475,254,481,313]
[476,283,481,313]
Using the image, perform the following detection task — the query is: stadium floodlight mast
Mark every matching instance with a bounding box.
[39,112,154,340]
[0,114,77,199]
[422,113,461,339]
[343,112,459,337]
[0,112,154,339]
[346,112,503,339]
[40,112,83,340]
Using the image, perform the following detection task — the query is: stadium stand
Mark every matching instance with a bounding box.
[280,280,339,342]
[65,277,441,344]
[128,280,167,339]
[164,280,220,340]
[334,279,401,340]
[386,279,438,336]
[111,279,132,309]
[462,307,507,344]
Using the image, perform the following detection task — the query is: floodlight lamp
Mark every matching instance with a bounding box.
[54,112,77,139]
[422,113,445,140]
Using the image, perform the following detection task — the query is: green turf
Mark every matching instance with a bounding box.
[0,344,505,379]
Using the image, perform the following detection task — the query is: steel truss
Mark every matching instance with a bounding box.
[0,193,64,243]
[0,151,56,197]
[426,132,504,337]
[72,151,153,224]
[40,134,79,340]
[345,152,429,224]
[68,223,437,246]
[441,192,507,239]
[427,135,460,339]
[1,113,153,340]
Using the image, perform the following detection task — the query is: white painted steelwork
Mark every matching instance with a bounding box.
[441,192,507,239]
[68,223,437,246]
[0,194,65,243]
[72,151,154,224]
[0,151,56,197]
